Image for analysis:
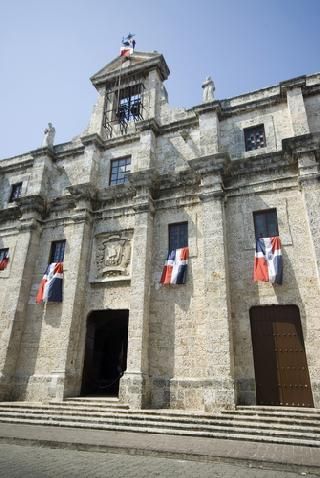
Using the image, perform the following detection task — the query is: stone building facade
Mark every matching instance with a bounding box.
[0,51,320,411]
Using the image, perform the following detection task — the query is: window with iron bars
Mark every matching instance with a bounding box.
[50,240,66,263]
[244,124,266,152]
[253,209,279,239]
[9,182,22,202]
[115,84,144,124]
[169,222,188,252]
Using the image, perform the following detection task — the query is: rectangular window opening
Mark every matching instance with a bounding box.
[244,124,266,152]
[253,208,279,239]
[169,222,188,251]
[9,182,22,202]
[109,157,131,185]
[50,240,66,263]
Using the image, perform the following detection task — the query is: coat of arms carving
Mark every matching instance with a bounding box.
[96,232,132,278]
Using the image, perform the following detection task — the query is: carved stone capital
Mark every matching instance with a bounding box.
[67,183,98,205]
[188,153,230,176]
[282,132,320,157]
[31,147,57,162]
[16,195,46,217]
[128,169,160,191]
[135,118,160,136]
[80,133,104,149]
[0,206,21,224]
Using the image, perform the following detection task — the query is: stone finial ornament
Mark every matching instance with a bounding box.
[42,122,56,148]
[202,76,215,103]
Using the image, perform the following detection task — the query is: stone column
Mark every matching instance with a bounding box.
[284,135,320,283]
[195,104,220,157]
[119,170,158,409]
[47,186,95,400]
[28,148,56,196]
[189,154,235,409]
[79,134,103,184]
[85,86,106,138]
[281,77,310,136]
[135,120,159,170]
[0,197,45,400]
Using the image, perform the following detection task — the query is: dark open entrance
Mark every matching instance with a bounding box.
[81,309,128,396]
[250,305,314,407]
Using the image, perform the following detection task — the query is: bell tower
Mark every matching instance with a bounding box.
[87,51,170,140]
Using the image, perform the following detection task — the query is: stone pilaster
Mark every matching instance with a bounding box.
[80,134,104,184]
[29,148,56,196]
[194,103,220,156]
[189,154,235,409]
[85,86,106,137]
[47,186,95,400]
[0,196,45,400]
[119,169,158,409]
[135,119,159,170]
[281,77,310,136]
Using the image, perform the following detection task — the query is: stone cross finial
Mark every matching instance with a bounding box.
[202,76,215,103]
[42,122,56,148]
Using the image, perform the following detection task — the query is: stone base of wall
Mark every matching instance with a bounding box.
[150,377,236,412]
[235,378,256,406]
[119,371,150,409]
[0,372,14,401]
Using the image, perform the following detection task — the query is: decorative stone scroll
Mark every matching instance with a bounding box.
[95,231,132,279]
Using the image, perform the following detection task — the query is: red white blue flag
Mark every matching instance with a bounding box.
[120,33,136,57]
[253,237,283,284]
[0,251,9,271]
[36,262,64,303]
[160,247,189,285]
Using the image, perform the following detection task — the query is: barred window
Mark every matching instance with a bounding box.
[0,248,9,261]
[253,209,279,239]
[244,124,266,152]
[9,182,22,202]
[109,157,131,185]
[50,240,66,263]
[116,84,143,123]
[169,222,188,251]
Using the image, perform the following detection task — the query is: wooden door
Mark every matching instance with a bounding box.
[250,305,314,407]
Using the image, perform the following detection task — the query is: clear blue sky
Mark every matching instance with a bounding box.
[1,0,319,159]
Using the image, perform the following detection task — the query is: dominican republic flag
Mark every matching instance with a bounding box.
[120,46,133,57]
[160,247,189,285]
[253,237,283,284]
[0,252,9,271]
[36,262,63,303]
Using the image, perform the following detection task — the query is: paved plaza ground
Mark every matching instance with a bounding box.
[0,424,319,477]
[0,443,318,478]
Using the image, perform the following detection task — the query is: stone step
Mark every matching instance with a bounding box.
[235,405,320,416]
[1,403,320,429]
[0,405,320,430]
[0,415,319,447]
[0,409,319,440]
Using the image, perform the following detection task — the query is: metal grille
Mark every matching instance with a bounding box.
[50,240,66,263]
[169,222,188,251]
[110,157,131,185]
[253,209,278,239]
[103,77,145,138]
[0,248,9,261]
[244,124,266,151]
[9,182,22,202]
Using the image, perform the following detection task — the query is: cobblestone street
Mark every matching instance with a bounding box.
[0,444,318,478]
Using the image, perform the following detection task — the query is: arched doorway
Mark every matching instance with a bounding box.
[81,309,128,396]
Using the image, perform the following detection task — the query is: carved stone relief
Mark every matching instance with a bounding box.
[95,231,132,279]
